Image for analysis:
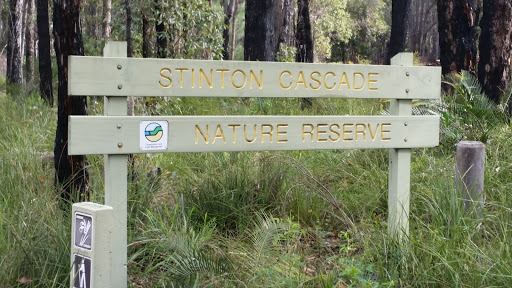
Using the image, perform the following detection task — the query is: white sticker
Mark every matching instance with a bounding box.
[140,121,168,151]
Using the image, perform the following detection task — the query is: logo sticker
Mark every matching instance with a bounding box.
[140,121,168,151]
[74,212,92,250]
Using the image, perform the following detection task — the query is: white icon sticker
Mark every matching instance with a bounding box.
[140,121,168,151]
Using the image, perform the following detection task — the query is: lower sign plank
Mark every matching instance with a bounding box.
[68,115,439,155]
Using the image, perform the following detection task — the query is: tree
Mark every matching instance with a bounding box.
[125,0,132,57]
[53,0,89,204]
[154,0,167,58]
[437,0,478,76]
[222,0,236,60]
[37,0,54,105]
[244,0,275,61]
[296,0,314,108]
[387,0,410,64]
[102,0,111,39]
[25,0,36,85]
[478,0,512,104]
[6,0,23,92]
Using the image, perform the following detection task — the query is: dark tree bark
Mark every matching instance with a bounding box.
[244,0,275,61]
[154,0,167,58]
[387,0,411,64]
[37,0,53,105]
[222,0,236,60]
[6,0,23,90]
[230,0,239,60]
[142,11,150,58]
[478,0,512,104]
[25,0,36,85]
[296,0,314,109]
[53,0,89,204]
[276,0,293,50]
[125,0,132,57]
[437,0,478,76]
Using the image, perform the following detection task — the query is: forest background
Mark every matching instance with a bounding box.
[1,0,512,287]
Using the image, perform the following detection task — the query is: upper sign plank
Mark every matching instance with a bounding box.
[68,56,441,99]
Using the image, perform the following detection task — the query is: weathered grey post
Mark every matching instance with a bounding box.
[70,202,113,288]
[456,141,485,217]
[388,53,413,239]
[102,41,128,286]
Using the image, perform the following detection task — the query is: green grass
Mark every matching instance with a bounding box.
[1,73,512,287]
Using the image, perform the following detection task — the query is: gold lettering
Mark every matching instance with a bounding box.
[195,125,209,144]
[232,70,247,89]
[295,71,308,89]
[353,73,365,90]
[159,68,172,88]
[355,124,366,141]
[191,68,195,88]
[310,71,321,90]
[329,124,341,142]
[212,125,226,144]
[199,69,213,88]
[276,124,288,143]
[279,71,293,89]
[324,72,336,90]
[317,124,328,142]
[302,124,314,142]
[228,124,240,143]
[216,69,229,89]
[175,68,189,88]
[343,124,353,141]
[250,70,263,89]
[381,123,391,141]
[368,124,379,141]
[261,124,273,143]
[244,124,257,143]
[368,73,379,91]
[338,72,350,90]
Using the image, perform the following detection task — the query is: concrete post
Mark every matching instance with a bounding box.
[456,141,485,217]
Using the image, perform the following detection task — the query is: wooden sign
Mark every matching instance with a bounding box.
[68,115,439,155]
[68,56,441,99]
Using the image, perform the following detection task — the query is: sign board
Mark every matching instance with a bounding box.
[73,254,92,288]
[68,115,439,155]
[68,56,441,100]
[74,212,93,250]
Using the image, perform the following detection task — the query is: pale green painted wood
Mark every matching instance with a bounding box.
[102,41,128,288]
[68,115,439,155]
[71,202,113,288]
[68,56,441,99]
[388,53,414,240]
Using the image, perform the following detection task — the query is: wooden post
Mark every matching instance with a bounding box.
[456,141,485,217]
[103,41,128,287]
[388,53,413,239]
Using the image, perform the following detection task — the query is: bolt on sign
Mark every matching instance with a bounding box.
[67,42,441,288]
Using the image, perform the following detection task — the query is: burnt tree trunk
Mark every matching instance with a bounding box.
[37,0,54,105]
[277,0,293,50]
[53,0,89,204]
[125,0,132,57]
[437,0,478,76]
[296,0,313,109]
[6,0,23,91]
[142,11,150,58]
[478,0,512,104]
[154,0,167,58]
[387,0,411,64]
[244,0,275,61]
[222,0,236,60]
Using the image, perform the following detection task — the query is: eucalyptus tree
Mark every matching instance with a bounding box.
[244,0,275,61]
[478,0,512,104]
[296,0,314,108]
[387,0,410,64]
[37,0,53,105]
[6,0,23,91]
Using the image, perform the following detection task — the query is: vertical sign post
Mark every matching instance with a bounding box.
[102,42,128,286]
[70,202,113,288]
[388,53,413,239]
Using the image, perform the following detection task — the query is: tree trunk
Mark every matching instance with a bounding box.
[244,0,275,61]
[154,0,167,58]
[230,0,238,60]
[36,0,53,105]
[277,0,292,50]
[25,0,36,86]
[6,0,23,91]
[478,0,512,104]
[437,0,478,76]
[222,0,236,60]
[102,0,111,39]
[142,11,150,58]
[53,0,89,204]
[125,0,132,57]
[387,0,411,64]
[296,0,313,109]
